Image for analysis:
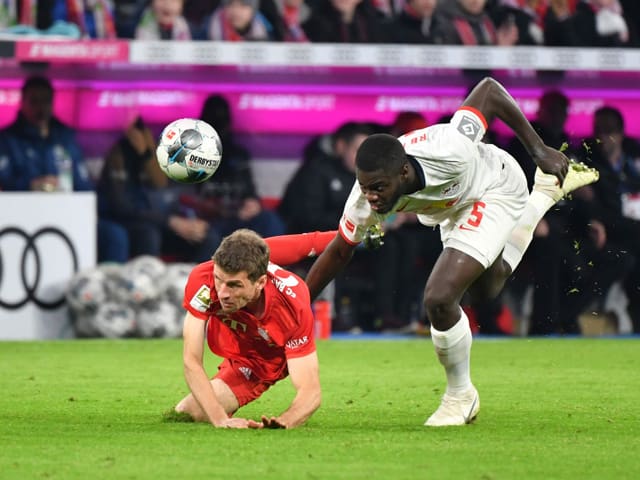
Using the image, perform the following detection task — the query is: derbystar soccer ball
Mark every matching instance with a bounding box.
[156,118,223,183]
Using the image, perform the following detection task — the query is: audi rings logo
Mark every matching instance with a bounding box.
[0,226,79,310]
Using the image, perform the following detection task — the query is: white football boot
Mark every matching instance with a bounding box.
[424,386,480,427]
[533,160,599,203]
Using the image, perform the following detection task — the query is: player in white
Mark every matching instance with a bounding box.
[305,77,599,426]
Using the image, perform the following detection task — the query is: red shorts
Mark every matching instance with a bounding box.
[214,358,276,407]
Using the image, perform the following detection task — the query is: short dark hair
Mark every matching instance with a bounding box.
[594,106,624,135]
[355,133,407,173]
[332,122,374,148]
[212,229,270,282]
[539,90,569,111]
[21,76,53,96]
[200,94,231,135]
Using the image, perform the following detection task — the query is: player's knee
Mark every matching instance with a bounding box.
[423,287,459,322]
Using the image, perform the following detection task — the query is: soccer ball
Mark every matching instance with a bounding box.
[156,118,223,183]
[136,300,182,338]
[91,302,137,339]
[161,262,194,307]
[112,255,167,306]
[66,268,108,315]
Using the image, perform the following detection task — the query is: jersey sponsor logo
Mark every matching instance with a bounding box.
[219,314,248,333]
[459,224,476,231]
[409,133,427,144]
[189,285,211,312]
[268,264,299,298]
[286,336,309,349]
[457,115,481,140]
[441,182,460,197]
[239,366,252,380]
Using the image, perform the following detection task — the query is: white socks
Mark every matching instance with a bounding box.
[431,310,473,396]
[502,190,555,271]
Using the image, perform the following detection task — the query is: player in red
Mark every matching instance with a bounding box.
[174,228,335,429]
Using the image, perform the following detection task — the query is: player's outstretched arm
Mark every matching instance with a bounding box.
[462,77,568,183]
[181,312,239,428]
[249,352,321,429]
[305,234,357,300]
[265,231,337,266]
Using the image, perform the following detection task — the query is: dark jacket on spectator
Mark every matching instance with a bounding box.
[302,0,388,43]
[385,5,441,44]
[278,149,356,233]
[432,0,497,45]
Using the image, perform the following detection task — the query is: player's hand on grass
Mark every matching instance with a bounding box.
[217,417,250,429]
[247,415,286,429]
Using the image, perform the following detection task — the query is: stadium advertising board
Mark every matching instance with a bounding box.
[0,193,96,340]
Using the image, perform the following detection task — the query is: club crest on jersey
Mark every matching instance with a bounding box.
[189,285,211,312]
[457,115,481,140]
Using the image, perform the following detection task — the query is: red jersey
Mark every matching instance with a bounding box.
[181,232,335,382]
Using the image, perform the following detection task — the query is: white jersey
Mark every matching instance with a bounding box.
[339,107,511,245]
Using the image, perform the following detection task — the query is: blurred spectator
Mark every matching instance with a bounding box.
[508,90,572,186]
[188,94,285,240]
[544,0,578,46]
[206,0,277,40]
[279,121,373,234]
[619,0,640,46]
[541,0,629,47]
[267,0,310,41]
[302,0,389,43]
[433,0,518,45]
[0,75,128,263]
[581,106,640,333]
[278,121,374,331]
[96,116,221,263]
[507,92,628,334]
[389,111,428,136]
[61,0,117,38]
[571,0,632,46]
[135,0,192,40]
[182,0,219,38]
[0,0,116,38]
[385,0,441,44]
[490,0,545,45]
[371,112,442,333]
[114,0,149,38]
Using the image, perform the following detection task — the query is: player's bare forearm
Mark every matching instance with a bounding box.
[182,359,230,427]
[273,386,321,429]
[182,314,231,427]
[463,77,546,157]
[251,352,321,429]
[305,235,355,300]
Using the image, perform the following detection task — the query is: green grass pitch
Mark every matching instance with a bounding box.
[1,337,638,479]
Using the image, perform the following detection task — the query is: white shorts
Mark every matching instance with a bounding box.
[439,148,529,269]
